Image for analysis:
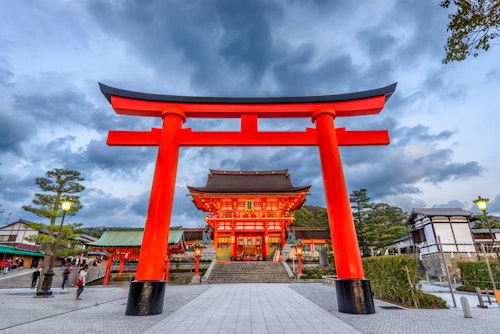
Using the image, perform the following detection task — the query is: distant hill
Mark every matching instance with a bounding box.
[292,205,329,229]
[84,226,106,238]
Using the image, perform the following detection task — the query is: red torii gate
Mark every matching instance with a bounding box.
[99,82,397,316]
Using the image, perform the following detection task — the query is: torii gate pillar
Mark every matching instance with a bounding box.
[100,82,396,316]
[125,109,185,316]
[314,108,374,314]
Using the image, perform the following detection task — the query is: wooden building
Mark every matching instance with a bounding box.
[188,169,310,261]
[406,208,476,279]
[0,220,46,269]
[406,208,475,255]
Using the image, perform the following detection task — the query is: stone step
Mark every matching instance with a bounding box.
[206,262,291,284]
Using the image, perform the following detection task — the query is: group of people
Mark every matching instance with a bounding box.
[30,264,89,300]
[2,257,25,274]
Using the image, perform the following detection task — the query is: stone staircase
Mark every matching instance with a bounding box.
[206,261,293,284]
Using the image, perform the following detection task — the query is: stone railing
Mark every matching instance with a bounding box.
[322,275,336,286]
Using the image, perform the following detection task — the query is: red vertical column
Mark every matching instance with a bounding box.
[297,253,303,274]
[231,229,236,260]
[263,226,268,260]
[119,257,125,274]
[126,108,185,316]
[312,107,374,314]
[214,228,219,259]
[135,108,185,280]
[280,225,285,249]
[103,254,113,285]
[312,107,364,279]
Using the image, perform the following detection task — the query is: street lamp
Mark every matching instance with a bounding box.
[192,241,204,276]
[473,196,500,266]
[36,200,73,297]
[293,240,305,275]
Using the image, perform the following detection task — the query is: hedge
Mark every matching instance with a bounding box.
[363,255,447,308]
[458,261,500,290]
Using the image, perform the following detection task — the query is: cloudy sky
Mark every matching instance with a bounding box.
[1,0,499,229]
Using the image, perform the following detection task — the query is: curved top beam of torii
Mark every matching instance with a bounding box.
[99,82,396,119]
[100,82,396,147]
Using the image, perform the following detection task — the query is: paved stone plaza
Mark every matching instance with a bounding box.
[0,282,498,334]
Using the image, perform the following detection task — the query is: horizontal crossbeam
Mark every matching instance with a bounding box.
[107,128,389,147]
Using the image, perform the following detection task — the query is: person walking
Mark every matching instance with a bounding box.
[62,263,71,289]
[75,265,88,300]
[31,268,41,288]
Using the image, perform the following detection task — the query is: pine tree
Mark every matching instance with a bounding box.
[22,168,85,291]
[349,188,373,256]
[364,203,409,252]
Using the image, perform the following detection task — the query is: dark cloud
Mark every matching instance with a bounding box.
[0,113,36,154]
[215,1,282,82]
[274,54,362,96]
[433,199,468,209]
[128,191,149,217]
[0,58,14,86]
[424,160,483,183]
[77,188,142,227]
[84,139,156,174]
[393,124,455,145]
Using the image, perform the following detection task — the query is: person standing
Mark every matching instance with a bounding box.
[2,261,10,274]
[19,258,24,270]
[31,268,41,288]
[62,263,71,289]
[75,265,88,300]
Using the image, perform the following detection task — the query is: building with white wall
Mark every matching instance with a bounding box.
[406,208,476,279]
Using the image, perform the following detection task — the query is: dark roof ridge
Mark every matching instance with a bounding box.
[209,169,288,175]
[99,82,397,105]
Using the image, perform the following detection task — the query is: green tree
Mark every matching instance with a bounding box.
[364,203,409,252]
[441,0,500,63]
[472,213,500,228]
[292,205,329,230]
[292,207,314,227]
[350,188,373,256]
[23,168,85,290]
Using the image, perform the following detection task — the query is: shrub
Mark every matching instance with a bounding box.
[419,293,448,309]
[456,285,476,293]
[363,255,447,309]
[458,261,500,290]
[299,267,336,279]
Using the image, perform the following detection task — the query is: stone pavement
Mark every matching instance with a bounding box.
[0,283,498,334]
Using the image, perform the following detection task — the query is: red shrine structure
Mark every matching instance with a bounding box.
[188,169,310,262]
[88,227,186,285]
[99,82,396,316]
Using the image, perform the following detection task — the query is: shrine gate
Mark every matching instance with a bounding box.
[99,82,397,316]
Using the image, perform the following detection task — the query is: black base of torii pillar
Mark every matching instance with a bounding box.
[125,281,165,316]
[335,279,375,314]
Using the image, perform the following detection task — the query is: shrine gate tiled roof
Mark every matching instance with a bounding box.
[88,226,185,248]
[187,169,310,193]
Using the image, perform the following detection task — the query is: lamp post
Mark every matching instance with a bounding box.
[473,196,500,266]
[192,241,204,276]
[36,200,73,297]
[294,240,305,275]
